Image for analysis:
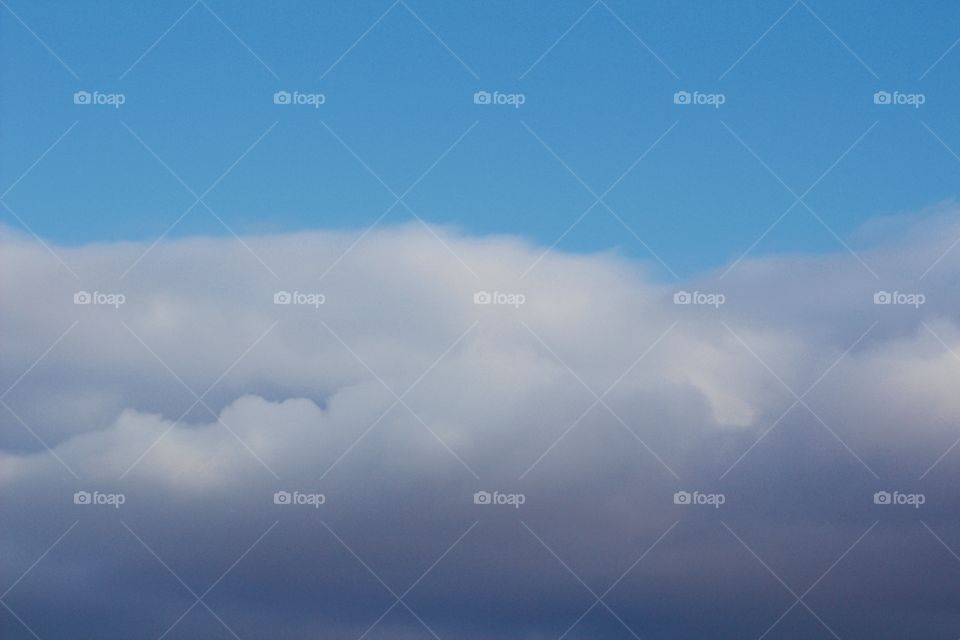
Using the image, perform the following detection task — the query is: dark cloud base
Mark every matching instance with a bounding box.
[3,221,960,638]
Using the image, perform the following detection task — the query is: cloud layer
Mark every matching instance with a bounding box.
[3,210,960,639]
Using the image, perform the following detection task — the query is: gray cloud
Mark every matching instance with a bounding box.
[2,211,960,638]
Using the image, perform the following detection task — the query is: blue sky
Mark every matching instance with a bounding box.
[3,0,959,277]
[8,4,960,639]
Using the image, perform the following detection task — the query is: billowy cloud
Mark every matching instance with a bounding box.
[2,210,960,638]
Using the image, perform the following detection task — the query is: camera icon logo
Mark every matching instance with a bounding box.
[473,91,491,105]
[673,291,692,305]
[73,91,91,105]
[673,91,691,105]
[274,291,292,305]
[673,491,691,505]
[873,291,891,305]
[73,491,92,505]
[473,291,492,305]
[873,491,891,505]
[873,91,891,105]
[273,91,292,105]
[473,491,492,505]
[74,291,92,305]
[273,491,292,505]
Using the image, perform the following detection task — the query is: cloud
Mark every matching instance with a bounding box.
[3,212,960,638]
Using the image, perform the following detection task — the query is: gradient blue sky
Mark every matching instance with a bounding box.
[3,0,959,277]
[8,5,960,639]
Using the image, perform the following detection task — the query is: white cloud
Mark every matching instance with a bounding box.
[3,212,960,637]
